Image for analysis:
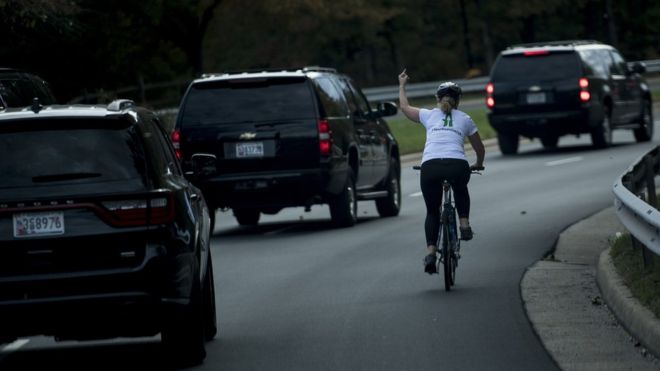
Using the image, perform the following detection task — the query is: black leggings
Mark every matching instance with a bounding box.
[420,158,471,246]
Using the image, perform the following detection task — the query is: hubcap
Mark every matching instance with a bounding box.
[348,184,356,220]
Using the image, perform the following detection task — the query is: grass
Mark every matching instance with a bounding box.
[385,104,495,155]
[610,233,660,319]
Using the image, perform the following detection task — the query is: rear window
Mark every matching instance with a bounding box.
[0,119,148,193]
[180,77,316,126]
[491,52,582,82]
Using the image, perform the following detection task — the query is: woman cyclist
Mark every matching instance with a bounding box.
[398,69,485,274]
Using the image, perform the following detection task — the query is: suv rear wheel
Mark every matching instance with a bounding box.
[330,171,357,227]
[634,100,653,142]
[234,209,260,226]
[376,159,401,217]
[162,263,206,366]
[498,133,519,155]
[591,107,612,148]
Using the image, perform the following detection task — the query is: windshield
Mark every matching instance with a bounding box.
[180,77,316,125]
[491,52,582,82]
[0,118,149,194]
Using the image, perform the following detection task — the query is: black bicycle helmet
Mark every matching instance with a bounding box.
[436,81,462,102]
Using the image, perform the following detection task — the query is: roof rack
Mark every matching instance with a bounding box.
[107,99,135,112]
[201,66,337,78]
[507,40,603,50]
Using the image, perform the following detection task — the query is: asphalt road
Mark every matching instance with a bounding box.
[1,117,658,370]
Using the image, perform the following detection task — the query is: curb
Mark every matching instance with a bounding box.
[597,248,660,359]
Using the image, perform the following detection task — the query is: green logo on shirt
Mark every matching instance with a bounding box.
[442,113,453,127]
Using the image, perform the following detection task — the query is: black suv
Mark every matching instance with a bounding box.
[0,68,57,109]
[173,66,401,227]
[486,40,653,154]
[0,100,216,366]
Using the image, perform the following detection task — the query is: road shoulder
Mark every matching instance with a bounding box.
[521,207,659,370]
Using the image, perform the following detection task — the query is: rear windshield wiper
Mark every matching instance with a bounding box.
[32,172,102,183]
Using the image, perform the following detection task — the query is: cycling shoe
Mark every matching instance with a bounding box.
[424,254,437,274]
[460,227,473,241]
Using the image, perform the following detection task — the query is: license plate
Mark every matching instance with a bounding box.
[236,142,264,158]
[13,211,65,238]
[526,92,546,104]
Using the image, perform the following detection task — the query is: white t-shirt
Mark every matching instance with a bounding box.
[419,108,478,163]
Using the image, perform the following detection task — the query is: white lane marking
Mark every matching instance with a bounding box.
[545,156,583,167]
[409,192,423,197]
[2,339,29,352]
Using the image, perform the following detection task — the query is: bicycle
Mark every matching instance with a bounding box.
[414,165,483,291]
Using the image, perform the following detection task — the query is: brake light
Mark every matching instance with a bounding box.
[101,192,174,227]
[318,119,332,156]
[485,83,495,109]
[523,50,550,56]
[579,77,590,102]
[171,129,182,160]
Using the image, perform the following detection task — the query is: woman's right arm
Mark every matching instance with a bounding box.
[398,69,420,123]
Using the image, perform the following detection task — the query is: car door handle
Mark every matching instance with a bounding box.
[190,193,200,201]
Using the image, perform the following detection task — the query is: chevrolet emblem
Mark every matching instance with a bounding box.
[239,132,257,140]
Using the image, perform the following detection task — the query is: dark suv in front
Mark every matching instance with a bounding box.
[0,100,216,366]
[0,68,57,109]
[173,66,401,227]
[486,40,653,154]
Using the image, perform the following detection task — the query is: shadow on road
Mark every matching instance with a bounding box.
[212,216,383,238]
[0,340,181,371]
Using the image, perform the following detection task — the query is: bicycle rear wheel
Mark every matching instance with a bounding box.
[441,223,453,291]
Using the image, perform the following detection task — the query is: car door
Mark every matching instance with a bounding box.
[333,77,374,186]
[609,50,639,123]
[346,79,389,185]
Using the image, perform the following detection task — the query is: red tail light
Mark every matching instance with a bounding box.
[523,50,550,56]
[578,78,590,102]
[486,83,495,109]
[318,119,332,156]
[171,129,182,160]
[101,192,174,227]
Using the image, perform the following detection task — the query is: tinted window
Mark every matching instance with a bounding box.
[180,77,316,126]
[491,52,582,81]
[340,78,370,115]
[0,119,148,193]
[609,51,627,75]
[578,49,609,79]
[0,78,34,107]
[313,78,349,117]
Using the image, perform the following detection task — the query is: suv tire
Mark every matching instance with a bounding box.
[162,263,206,367]
[234,209,260,226]
[498,133,519,155]
[634,100,654,142]
[203,256,217,341]
[376,159,401,217]
[591,107,612,148]
[330,171,357,227]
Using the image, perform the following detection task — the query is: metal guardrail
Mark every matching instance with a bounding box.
[613,146,660,265]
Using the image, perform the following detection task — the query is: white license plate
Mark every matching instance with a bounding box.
[526,92,546,104]
[13,211,65,238]
[236,142,264,158]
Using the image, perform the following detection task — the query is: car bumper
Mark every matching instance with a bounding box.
[0,244,196,340]
[488,109,594,138]
[196,168,345,209]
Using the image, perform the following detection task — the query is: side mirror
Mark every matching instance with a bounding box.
[191,153,217,177]
[630,61,646,75]
[377,101,398,117]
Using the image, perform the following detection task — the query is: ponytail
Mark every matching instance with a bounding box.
[439,96,456,114]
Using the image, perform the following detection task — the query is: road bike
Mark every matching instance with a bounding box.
[414,165,482,291]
